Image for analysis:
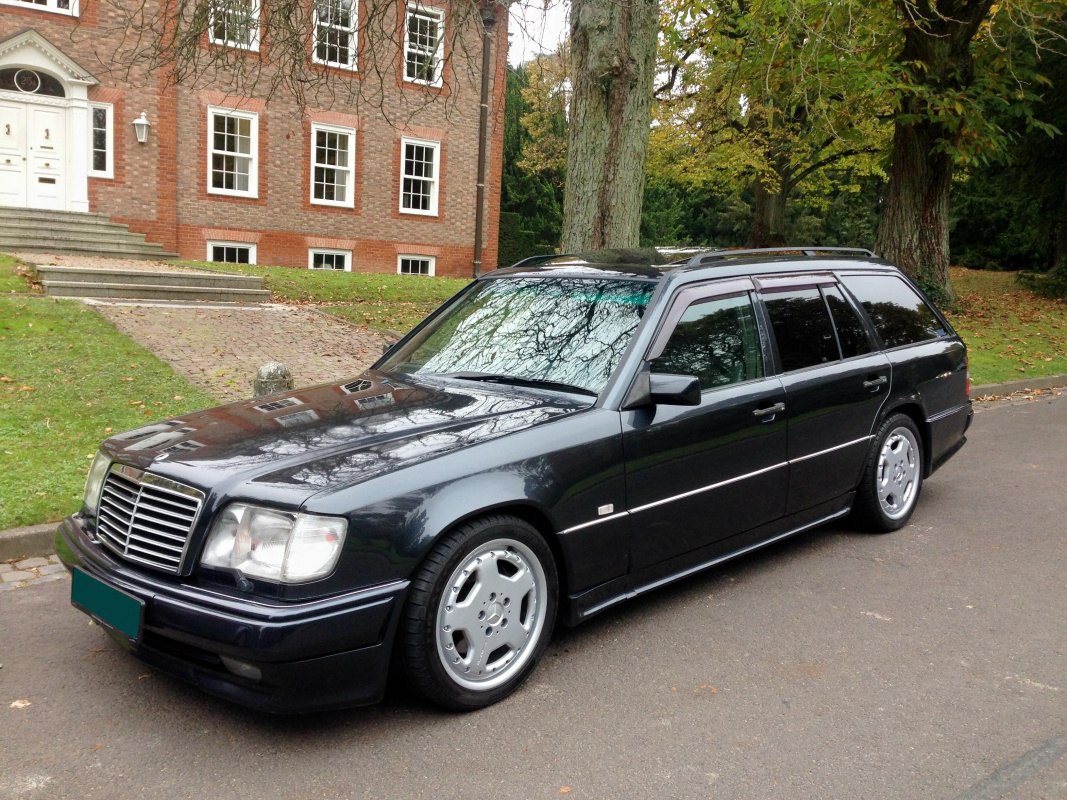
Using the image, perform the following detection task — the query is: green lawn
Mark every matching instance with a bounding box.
[0,253,34,293]
[178,260,469,334]
[946,267,1067,386]
[0,297,215,529]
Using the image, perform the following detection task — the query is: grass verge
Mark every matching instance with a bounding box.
[178,260,469,334]
[0,253,34,294]
[947,267,1067,385]
[0,297,216,529]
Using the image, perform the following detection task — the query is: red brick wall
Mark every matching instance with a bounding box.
[1,0,505,277]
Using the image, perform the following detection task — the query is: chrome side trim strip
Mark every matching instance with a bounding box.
[561,511,631,535]
[790,435,872,465]
[927,403,971,423]
[580,507,851,619]
[629,461,788,515]
[560,437,869,535]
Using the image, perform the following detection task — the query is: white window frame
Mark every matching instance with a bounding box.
[0,0,79,17]
[206,241,257,265]
[208,0,261,51]
[399,136,440,217]
[403,3,445,88]
[397,254,436,276]
[88,102,114,180]
[312,0,358,70]
[310,123,355,208]
[207,106,259,199]
[308,249,353,271]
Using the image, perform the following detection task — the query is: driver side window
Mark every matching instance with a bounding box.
[655,293,765,390]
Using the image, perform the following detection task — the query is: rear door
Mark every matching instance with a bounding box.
[622,280,789,571]
[757,275,891,513]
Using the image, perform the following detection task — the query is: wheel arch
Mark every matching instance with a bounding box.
[423,502,569,622]
[879,401,932,477]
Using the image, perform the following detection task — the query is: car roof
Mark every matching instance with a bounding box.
[491,247,897,284]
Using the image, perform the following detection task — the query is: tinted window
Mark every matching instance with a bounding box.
[839,274,947,348]
[823,286,872,358]
[763,288,838,371]
[655,294,764,389]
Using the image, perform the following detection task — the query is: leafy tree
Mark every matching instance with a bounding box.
[875,0,1065,302]
[500,65,563,262]
[657,0,889,248]
[951,47,1067,270]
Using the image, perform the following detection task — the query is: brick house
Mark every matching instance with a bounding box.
[0,0,506,277]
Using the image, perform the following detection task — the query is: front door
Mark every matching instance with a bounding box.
[0,98,67,210]
[623,282,789,572]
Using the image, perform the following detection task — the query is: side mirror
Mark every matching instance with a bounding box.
[649,373,701,406]
[623,368,701,409]
[381,340,398,355]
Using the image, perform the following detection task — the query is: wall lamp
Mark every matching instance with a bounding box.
[132,112,151,144]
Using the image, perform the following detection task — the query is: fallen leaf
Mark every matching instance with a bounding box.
[559,788,573,795]
[91,742,105,752]
[10,699,31,709]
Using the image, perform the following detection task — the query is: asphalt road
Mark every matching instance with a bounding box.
[2,395,1065,800]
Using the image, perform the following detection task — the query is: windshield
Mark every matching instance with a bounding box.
[380,276,656,394]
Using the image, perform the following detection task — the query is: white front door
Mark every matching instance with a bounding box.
[0,98,28,207]
[0,98,67,210]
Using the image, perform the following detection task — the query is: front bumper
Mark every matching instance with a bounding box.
[56,515,408,713]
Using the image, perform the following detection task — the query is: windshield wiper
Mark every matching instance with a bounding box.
[444,372,598,397]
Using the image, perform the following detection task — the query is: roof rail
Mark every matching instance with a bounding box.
[684,246,877,267]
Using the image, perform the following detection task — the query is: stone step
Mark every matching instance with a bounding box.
[0,218,138,237]
[36,265,263,289]
[0,239,177,259]
[0,228,157,248]
[0,207,115,226]
[42,280,270,303]
[0,207,175,258]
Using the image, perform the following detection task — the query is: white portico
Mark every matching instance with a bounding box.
[0,29,97,212]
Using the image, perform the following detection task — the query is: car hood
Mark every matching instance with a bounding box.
[100,371,591,506]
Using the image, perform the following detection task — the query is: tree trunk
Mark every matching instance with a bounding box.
[748,179,788,248]
[875,0,994,304]
[562,0,659,252]
[875,118,955,301]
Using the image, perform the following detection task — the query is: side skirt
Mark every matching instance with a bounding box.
[564,497,853,626]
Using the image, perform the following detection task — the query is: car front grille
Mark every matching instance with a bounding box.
[95,465,204,574]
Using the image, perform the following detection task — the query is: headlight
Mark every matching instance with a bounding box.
[83,452,111,514]
[201,503,347,583]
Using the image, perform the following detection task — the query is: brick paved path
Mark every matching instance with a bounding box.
[92,303,387,402]
[0,555,67,591]
[18,251,387,402]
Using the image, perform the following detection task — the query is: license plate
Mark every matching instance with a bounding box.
[71,567,144,642]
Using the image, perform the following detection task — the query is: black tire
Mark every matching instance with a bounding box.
[400,514,558,711]
[852,413,924,532]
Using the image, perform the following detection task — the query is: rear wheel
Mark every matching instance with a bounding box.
[853,414,923,532]
[400,514,557,710]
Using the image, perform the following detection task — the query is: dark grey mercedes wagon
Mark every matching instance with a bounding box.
[57,247,972,712]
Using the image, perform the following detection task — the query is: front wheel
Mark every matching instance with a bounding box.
[852,414,923,532]
[400,515,557,710]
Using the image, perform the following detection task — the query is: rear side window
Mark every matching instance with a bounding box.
[655,293,765,389]
[762,287,838,371]
[839,274,948,348]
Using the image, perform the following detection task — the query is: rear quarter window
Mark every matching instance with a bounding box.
[839,274,948,349]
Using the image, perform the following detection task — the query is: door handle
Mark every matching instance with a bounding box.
[752,402,785,417]
[863,376,888,390]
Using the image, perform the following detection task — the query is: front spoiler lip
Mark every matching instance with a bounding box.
[56,515,408,712]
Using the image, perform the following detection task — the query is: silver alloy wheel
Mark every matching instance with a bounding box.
[876,426,920,519]
[434,538,549,692]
